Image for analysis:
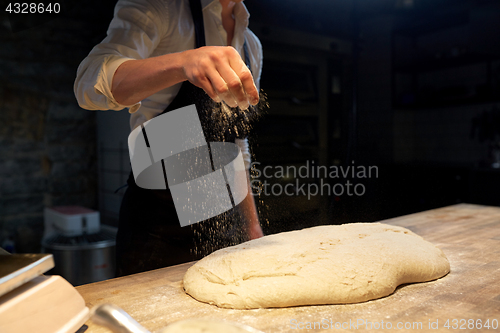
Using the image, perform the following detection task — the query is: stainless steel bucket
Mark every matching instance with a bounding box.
[42,226,116,286]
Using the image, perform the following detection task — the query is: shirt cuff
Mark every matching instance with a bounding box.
[235,138,251,170]
[93,55,141,113]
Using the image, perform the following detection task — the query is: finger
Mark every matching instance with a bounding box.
[189,66,221,103]
[216,60,249,110]
[240,69,258,107]
[199,78,221,103]
[187,52,221,103]
[228,58,259,106]
[207,66,239,108]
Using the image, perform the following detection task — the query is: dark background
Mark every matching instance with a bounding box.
[1,0,499,252]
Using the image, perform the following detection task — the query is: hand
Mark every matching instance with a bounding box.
[247,222,264,240]
[182,46,259,110]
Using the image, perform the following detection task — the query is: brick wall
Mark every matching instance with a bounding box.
[357,16,394,164]
[0,1,116,252]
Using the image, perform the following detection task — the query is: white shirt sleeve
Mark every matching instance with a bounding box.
[236,31,262,170]
[73,0,168,113]
[245,29,263,92]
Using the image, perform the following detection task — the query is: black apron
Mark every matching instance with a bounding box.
[116,0,253,277]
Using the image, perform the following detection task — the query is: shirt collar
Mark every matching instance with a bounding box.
[201,0,215,9]
[234,1,250,27]
[202,0,250,26]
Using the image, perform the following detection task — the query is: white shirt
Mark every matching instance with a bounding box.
[74,0,262,131]
[74,0,262,169]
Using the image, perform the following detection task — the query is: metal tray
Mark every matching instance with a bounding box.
[0,250,54,297]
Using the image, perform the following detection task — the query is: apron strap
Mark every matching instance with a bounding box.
[188,0,206,48]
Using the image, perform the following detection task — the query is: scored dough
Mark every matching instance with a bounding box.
[183,223,450,309]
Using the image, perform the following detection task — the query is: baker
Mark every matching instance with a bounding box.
[74,0,264,276]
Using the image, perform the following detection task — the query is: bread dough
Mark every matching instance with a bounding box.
[183,223,450,309]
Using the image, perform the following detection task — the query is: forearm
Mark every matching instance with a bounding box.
[111,52,187,106]
[238,171,263,240]
[112,46,258,109]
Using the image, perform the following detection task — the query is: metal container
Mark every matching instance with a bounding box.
[42,226,116,286]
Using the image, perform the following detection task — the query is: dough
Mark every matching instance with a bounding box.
[183,223,450,309]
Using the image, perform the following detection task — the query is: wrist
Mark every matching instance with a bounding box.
[160,51,189,84]
[247,221,264,240]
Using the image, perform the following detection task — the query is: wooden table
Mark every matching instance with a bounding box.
[76,204,500,332]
